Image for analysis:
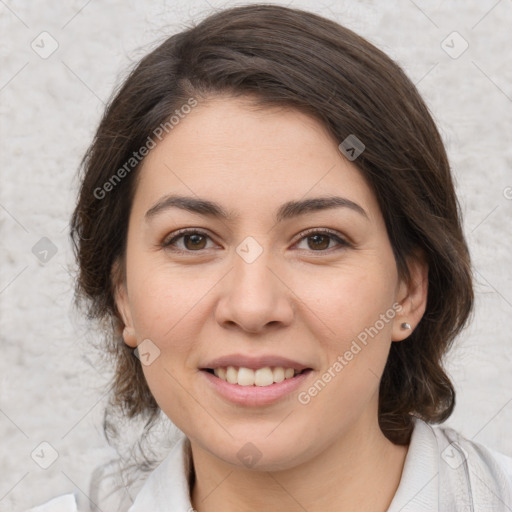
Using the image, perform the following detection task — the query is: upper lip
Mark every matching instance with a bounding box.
[201,354,312,371]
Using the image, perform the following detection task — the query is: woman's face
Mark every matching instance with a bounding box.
[115,95,424,470]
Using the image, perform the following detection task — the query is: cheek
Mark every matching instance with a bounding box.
[127,260,216,352]
[296,259,397,340]
[294,257,398,399]
[139,357,212,437]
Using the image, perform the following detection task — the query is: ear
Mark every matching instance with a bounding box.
[112,258,138,348]
[392,250,429,342]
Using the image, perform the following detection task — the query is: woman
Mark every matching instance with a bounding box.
[27,4,512,511]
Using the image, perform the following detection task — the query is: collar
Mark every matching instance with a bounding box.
[127,435,193,511]
[387,417,439,511]
[127,417,512,511]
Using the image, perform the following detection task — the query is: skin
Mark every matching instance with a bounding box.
[115,95,429,512]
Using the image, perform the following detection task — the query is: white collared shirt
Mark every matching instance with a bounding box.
[25,418,512,511]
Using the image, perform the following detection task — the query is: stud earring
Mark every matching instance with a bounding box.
[401,322,412,330]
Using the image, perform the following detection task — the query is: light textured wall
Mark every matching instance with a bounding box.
[1,1,511,511]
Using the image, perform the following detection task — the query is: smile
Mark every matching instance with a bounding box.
[206,366,306,386]
[200,367,313,406]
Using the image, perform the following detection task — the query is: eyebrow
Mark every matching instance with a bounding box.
[144,194,368,223]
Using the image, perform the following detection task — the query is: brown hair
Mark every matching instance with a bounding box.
[70,2,473,479]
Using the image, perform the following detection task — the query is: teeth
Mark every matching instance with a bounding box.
[213,366,301,386]
[273,367,285,383]
[225,366,238,384]
[214,367,227,381]
[255,367,274,386]
[238,367,256,386]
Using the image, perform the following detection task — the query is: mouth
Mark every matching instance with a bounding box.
[199,354,314,405]
[200,365,313,406]
[201,366,312,387]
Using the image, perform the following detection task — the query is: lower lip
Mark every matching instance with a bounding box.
[200,369,313,406]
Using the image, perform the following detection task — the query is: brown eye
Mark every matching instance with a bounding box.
[307,234,331,250]
[162,228,349,254]
[182,233,207,250]
[163,229,213,252]
[295,229,350,252]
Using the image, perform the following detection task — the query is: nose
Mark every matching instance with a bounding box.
[215,244,295,334]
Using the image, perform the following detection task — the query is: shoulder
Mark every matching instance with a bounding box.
[23,493,78,512]
[422,419,512,508]
[430,420,512,477]
[23,436,191,512]
[389,418,512,511]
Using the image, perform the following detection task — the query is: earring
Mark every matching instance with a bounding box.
[401,322,412,330]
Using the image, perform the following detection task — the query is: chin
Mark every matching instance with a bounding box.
[198,429,315,472]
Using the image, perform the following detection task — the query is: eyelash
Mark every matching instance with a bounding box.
[161,228,350,254]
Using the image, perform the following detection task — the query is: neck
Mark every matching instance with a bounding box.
[190,413,409,512]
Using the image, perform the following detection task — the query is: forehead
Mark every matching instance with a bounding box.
[132,96,379,223]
